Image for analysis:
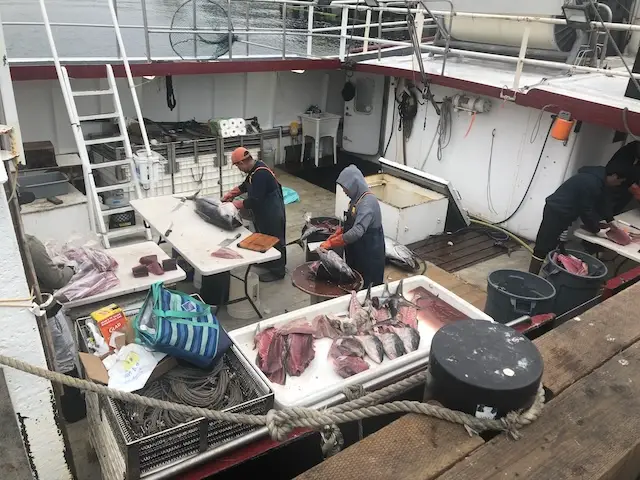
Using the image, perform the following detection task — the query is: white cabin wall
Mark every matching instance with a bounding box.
[12,70,345,157]
[0,189,72,478]
[382,78,586,240]
[566,122,625,174]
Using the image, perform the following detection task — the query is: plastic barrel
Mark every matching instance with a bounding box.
[541,249,607,315]
[484,269,556,324]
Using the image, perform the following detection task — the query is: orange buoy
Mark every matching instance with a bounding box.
[550,111,575,141]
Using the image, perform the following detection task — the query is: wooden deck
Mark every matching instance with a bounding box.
[297,283,640,480]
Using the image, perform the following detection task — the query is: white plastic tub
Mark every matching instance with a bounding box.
[335,173,449,244]
[229,276,493,409]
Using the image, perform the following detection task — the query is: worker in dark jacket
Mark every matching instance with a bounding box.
[222,147,286,282]
[604,141,640,215]
[528,165,629,274]
[320,165,385,287]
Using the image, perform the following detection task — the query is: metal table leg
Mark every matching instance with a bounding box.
[227,264,263,319]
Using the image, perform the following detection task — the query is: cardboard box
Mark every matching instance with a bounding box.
[91,304,129,347]
[79,351,177,386]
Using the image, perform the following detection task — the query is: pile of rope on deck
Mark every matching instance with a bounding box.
[0,353,545,443]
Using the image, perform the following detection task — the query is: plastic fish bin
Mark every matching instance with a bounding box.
[229,275,494,409]
[18,171,70,199]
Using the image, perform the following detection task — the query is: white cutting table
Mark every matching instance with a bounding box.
[63,241,186,310]
[574,210,640,263]
[130,195,281,318]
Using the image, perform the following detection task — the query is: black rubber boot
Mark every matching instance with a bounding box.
[60,367,87,424]
[528,257,544,275]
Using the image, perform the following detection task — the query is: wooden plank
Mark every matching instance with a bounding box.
[437,340,640,480]
[534,283,640,395]
[296,414,484,480]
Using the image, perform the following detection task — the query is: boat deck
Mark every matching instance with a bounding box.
[297,282,640,480]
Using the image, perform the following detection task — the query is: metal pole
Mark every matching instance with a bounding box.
[107,0,153,157]
[282,3,287,59]
[140,0,152,61]
[192,0,198,60]
[227,0,233,60]
[246,1,250,57]
[363,9,371,53]
[113,0,120,58]
[378,9,383,61]
[307,4,314,57]
[512,25,530,91]
[339,6,349,61]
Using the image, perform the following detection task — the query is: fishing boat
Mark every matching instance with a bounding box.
[2,0,640,478]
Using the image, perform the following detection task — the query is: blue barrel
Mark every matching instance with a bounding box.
[541,249,607,315]
[485,269,557,324]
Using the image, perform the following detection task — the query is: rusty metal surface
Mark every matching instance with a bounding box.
[291,262,363,298]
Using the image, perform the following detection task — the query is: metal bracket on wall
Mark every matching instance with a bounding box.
[164,143,180,174]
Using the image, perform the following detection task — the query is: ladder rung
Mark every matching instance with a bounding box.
[95,183,134,193]
[102,205,134,216]
[72,89,113,97]
[85,135,125,146]
[105,225,149,239]
[78,113,119,122]
[90,159,131,169]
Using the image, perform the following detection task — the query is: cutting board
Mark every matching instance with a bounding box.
[237,233,279,252]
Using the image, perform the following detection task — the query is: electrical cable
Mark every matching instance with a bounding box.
[487,129,498,215]
[383,92,397,156]
[489,118,555,226]
[467,219,535,254]
[530,104,559,143]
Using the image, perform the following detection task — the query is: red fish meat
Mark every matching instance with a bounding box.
[311,315,342,339]
[331,355,369,378]
[606,226,632,246]
[255,329,287,385]
[277,317,316,336]
[285,333,315,376]
[410,287,466,330]
[554,253,588,276]
[397,304,418,329]
[211,247,243,259]
[328,337,365,359]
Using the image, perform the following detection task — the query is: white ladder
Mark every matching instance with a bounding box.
[38,0,153,248]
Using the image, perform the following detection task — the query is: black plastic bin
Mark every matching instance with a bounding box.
[541,249,607,315]
[485,269,556,324]
[302,216,341,262]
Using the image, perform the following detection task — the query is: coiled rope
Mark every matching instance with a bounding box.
[0,353,545,442]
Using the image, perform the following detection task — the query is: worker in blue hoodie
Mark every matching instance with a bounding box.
[528,164,630,274]
[320,165,386,287]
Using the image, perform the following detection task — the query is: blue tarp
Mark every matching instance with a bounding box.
[282,186,300,205]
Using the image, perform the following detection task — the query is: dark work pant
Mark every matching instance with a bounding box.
[532,205,573,262]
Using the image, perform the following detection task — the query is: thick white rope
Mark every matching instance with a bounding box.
[0,353,545,442]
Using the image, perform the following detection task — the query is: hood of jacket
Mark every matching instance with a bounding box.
[577,165,606,183]
[337,165,369,201]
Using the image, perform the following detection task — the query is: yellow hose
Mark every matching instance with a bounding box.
[469,218,534,255]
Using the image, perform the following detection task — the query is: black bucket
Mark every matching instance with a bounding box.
[303,216,341,262]
[485,269,556,324]
[541,249,607,315]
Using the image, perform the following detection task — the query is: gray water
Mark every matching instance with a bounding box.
[0,0,340,60]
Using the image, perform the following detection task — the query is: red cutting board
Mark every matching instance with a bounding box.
[237,233,279,253]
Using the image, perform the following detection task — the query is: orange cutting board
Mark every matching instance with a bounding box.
[237,233,279,253]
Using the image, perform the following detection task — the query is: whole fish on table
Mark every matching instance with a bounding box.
[316,247,357,283]
[195,196,243,230]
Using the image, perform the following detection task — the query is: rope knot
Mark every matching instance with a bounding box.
[265,409,295,442]
[342,384,365,401]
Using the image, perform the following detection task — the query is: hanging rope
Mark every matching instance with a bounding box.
[0,353,545,442]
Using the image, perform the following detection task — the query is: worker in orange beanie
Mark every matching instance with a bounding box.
[321,165,385,287]
[223,147,286,282]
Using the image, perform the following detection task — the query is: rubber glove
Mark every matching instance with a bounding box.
[222,186,241,202]
[333,226,344,236]
[630,183,640,202]
[232,199,244,210]
[320,234,346,250]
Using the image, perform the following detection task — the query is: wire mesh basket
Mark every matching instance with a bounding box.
[76,308,273,479]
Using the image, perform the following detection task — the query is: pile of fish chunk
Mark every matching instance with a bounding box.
[254,280,420,384]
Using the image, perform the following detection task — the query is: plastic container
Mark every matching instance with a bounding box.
[485,269,556,324]
[541,249,607,315]
[227,268,260,320]
[18,171,70,199]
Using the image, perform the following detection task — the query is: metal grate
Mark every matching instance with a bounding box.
[76,309,273,479]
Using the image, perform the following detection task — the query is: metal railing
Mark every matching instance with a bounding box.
[3,0,640,92]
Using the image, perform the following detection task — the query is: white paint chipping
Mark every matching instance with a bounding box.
[0,189,72,479]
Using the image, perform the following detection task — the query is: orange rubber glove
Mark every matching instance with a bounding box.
[333,226,344,236]
[629,183,640,202]
[222,186,241,202]
[320,234,346,250]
